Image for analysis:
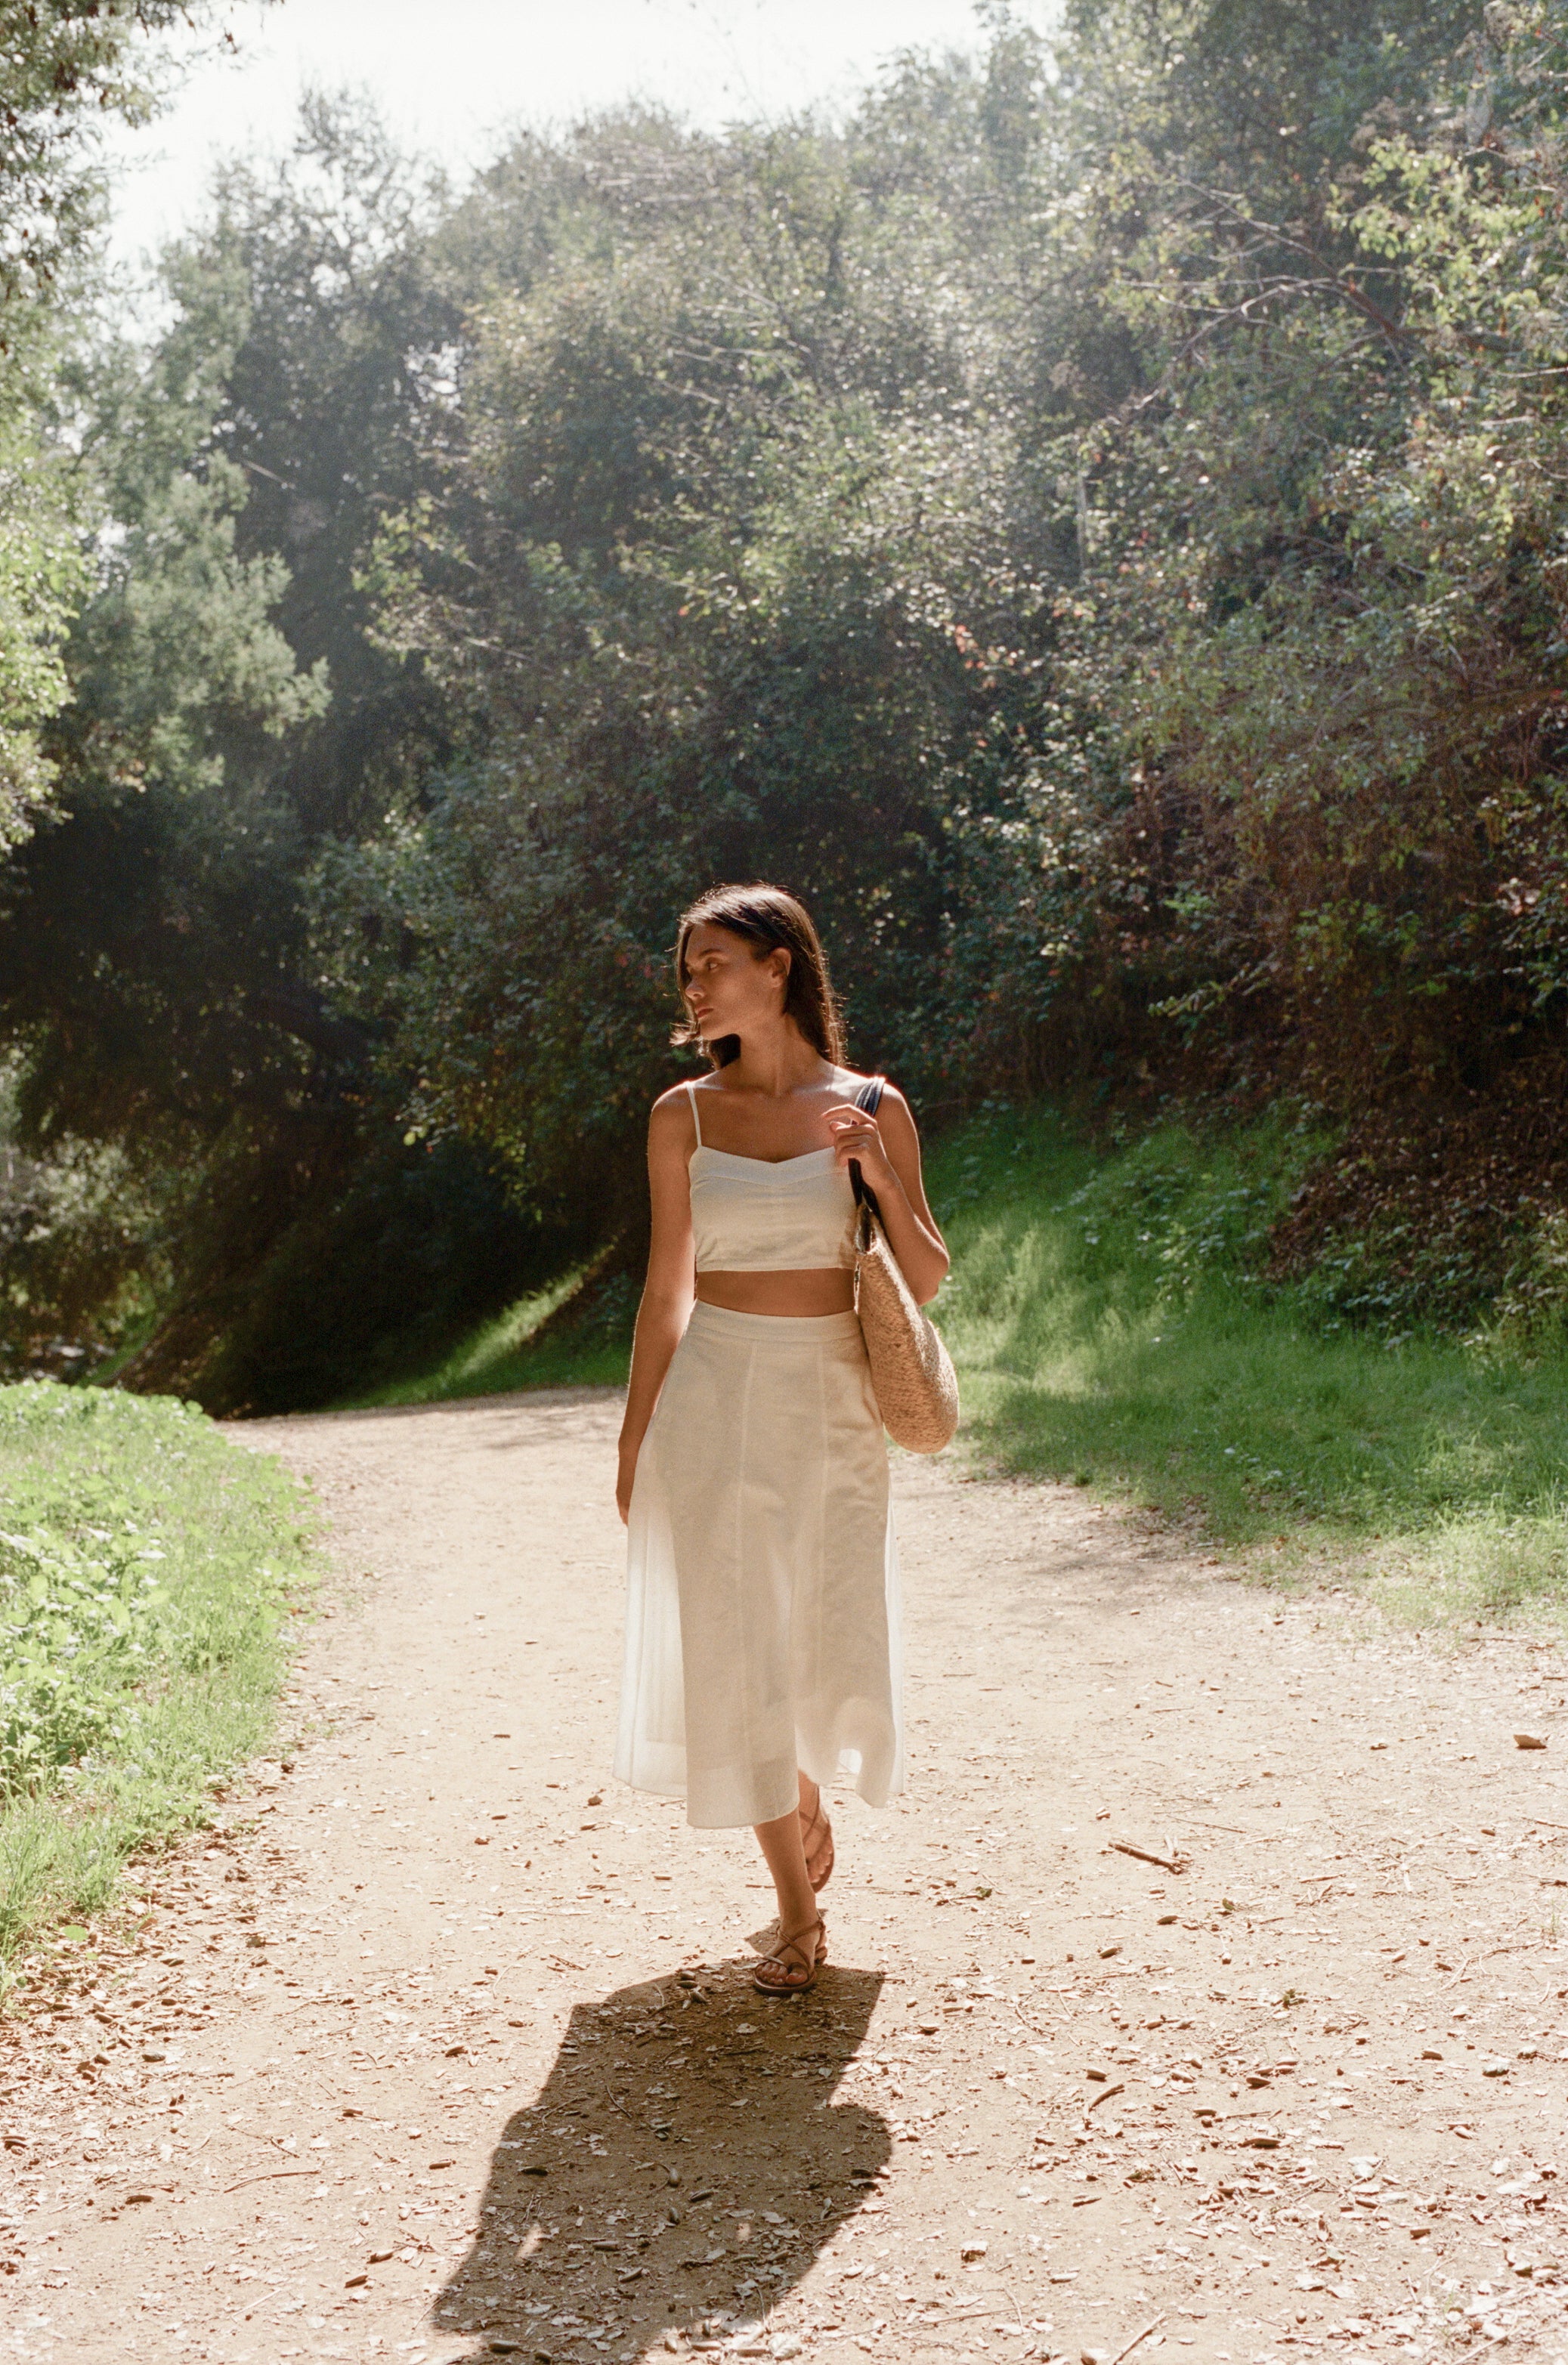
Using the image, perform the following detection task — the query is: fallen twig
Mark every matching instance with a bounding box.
[221,2168,320,2194]
[1111,1841,1188,1875]
[946,2280,1025,2330]
[1086,2080,1126,2113]
[991,2278,1025,2330]
[1109,2316,1166,2365]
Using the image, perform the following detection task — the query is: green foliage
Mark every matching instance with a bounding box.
[0,406,85,848]
[0,1516,172,1790]
[0,1379,314,1960]
[337,1263,636,1409]
[192,1135,586,1415]
[343,0,1567,1237]
[0,101,496,1403]
[329,92,1067,1217]
[0,4,253,849]
[0,3,249,309]
[931,1103,1568,1621]
[0,1053,161,1381]
[1038,0,1568,1099]
[15,8,1568,1393]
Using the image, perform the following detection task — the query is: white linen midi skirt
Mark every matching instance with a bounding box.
[614,1303,905,1828]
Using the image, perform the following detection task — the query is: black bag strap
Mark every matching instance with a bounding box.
[849,1074,885,1220]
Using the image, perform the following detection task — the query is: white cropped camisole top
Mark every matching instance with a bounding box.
[686,1080,858,1272]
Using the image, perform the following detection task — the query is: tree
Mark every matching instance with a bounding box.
[1031,0,1568,1099]
[0,2,262,846]
[0,98,546,1408]
[0,2,255,309]
[332,97,1063,1231]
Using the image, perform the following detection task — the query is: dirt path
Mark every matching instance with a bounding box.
[5,1390,1568,2365]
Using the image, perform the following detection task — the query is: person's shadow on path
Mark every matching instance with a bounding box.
[436,1956,889,2360]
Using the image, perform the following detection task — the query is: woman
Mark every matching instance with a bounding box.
[614,883,949,1996]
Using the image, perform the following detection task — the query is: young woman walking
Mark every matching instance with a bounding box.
[613,884,949,1996]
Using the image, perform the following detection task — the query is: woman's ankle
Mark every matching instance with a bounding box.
[773,1884,817,1933]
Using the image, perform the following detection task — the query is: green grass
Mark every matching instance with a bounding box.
[924,1103,1568,1625]
[0,1381,317,1981]
[333,1261,635,1408]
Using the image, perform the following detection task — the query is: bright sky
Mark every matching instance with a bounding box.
[105,0,1037,275]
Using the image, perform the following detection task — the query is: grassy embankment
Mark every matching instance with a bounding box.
[360,1104,1568,1623]
[0,1384,316,1983]
[933,1105,1568,1624]
[331,1263,637,1407]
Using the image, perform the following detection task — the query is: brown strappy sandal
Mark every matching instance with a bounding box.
[752,1915,827,1997]
[799,1782,835,1894]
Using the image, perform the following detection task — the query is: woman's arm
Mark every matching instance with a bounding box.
[616,1091,697,1524]
[826,1084,950,1306]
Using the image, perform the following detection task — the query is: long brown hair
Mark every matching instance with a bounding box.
[673,884,846,1071]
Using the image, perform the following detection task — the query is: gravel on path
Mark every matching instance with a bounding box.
[3,1387,1568,2365]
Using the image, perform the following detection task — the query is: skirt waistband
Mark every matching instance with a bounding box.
[685,1302,863,1346]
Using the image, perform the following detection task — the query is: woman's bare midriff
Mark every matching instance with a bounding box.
[695,1268,856,1316]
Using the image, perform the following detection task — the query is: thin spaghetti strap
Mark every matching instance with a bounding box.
[685,1079,703,1148]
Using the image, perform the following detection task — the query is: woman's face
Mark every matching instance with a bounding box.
[682,923,789,1042]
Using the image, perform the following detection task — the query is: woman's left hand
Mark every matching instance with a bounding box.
[825,1102,895,1193]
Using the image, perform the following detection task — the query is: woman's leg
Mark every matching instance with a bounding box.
[753,1795,818,1940]
[798,1769,834,1891]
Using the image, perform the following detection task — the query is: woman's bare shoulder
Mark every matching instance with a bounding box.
[833,1065,911,1108]
[649,1081,705,1151]
[858,1076,921,1148]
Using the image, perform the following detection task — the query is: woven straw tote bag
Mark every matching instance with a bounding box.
[848,1077,959,1454]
